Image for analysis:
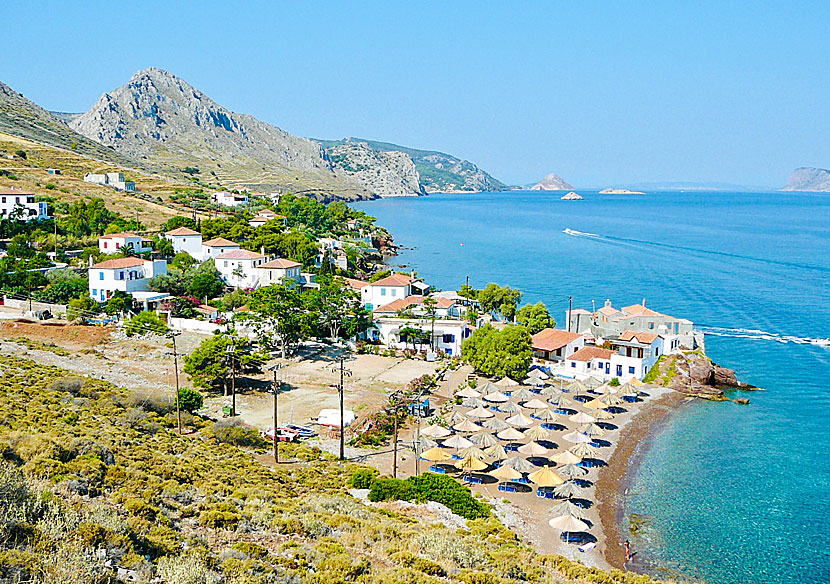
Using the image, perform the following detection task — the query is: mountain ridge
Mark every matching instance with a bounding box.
[780,167,830,192]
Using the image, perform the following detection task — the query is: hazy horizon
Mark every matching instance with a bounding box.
[2,1,827,187]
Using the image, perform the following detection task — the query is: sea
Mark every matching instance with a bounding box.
[352,190,830,584]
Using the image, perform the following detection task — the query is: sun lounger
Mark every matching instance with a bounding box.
[560,532,584,543]
[498,483,517,493]
[428,465,446,474]
[578,542,596,553]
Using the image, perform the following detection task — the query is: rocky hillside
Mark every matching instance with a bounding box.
[321,138,506,193]
[327,141,425,197]
[69,67,370,200]
[529,172,573,191]
[0,80,142,169]
[781,167,830,192]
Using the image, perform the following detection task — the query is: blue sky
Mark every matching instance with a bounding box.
[2,1,828,187]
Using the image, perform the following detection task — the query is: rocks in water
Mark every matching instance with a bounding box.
[560,191,583,200]
[734,398,750,405]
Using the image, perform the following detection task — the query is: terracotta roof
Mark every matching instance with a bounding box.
[374,295,425,313]
[216,249,266,260]
[370,274,413,287]
[256,258,301,269]
[618,330,660,344]
[532,328,583,351]
[203,237,239,247]
[622,303,663,317]
[567,346,615,362]
[91,257,148,269]
[570,308,591,315]
[166,227,200,236]
[99,232,139,239]
[598,305,619,316]
[433,297,455,308]
[345,278,369,290]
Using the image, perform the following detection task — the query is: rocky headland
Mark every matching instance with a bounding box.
[780,167,830,192]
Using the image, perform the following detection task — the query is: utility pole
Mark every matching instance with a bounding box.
[226,340,237,417]
[567,296,573,332]
[331,356,352,461]
[270,363,284,463]
[392,394,400,478]
[171,332,182,434]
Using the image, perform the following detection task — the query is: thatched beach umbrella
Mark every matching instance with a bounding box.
[511,388,536,401]
[526,369,549,383]
[569,411,596,424]
[462,397,487,408]
[419,436,437,450]
[483,390,510,403]
[540,385,561,397]
[565,380,587,393]
[524,425,553,441]
[421,446,452,462]
[453,418,481,433]
[458,445,487,460]
[457,387,482,399]
[484,443,508,460]
[443,435,474,450]
[534,408,557,422]
[592,409,615,421]
[528,467,565,487]
[550,500,588,520]
[482,417,510,431]
[458,455,488,472]
[470,432,499,447]
[600,394,625,406]
[422,424,452,438]
[562,431,592,444]
[496,376,520,387]
[490,465,523,481]
[522,398,550,410]
[569,442,600,459]
[577,423,607,437]
[500,401,522,414]
[502,455,538,473]
[583,398,605,410]
[497,427,525,441]
[466,407,495,419]
[448,411,468,424]
[557,463,588,479]
[505,412,534,428]
[481,382,502,395]
[553,480,585,499]
[583,376,604,389]
[548,395,573,408]
[518,441,549,457]
[552,450,582,465]
[549,513,590,543]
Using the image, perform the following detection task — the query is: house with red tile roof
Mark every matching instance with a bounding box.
[201,237,240,261]
[254,258,302,288]
[215,249,268,289]
[98,232,152,255]
[88,257,167,302]
[164,227,202,258]
[531,328,584,363]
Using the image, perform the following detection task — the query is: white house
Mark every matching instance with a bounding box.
[373,316,472,356]
[253,258,302,288]
[215,249,268,289]
[361,274,414,310]
[564,347,616,379]
[0,190,48,221]
[88,257,167,302]
[83,172,135,191]
[607,330,666,380]
[201,237,240,261]
[249,210,287,228]
[531,328,585,364]
[212,191,248,207]
[98,232,151,255]
[164,227,202,258]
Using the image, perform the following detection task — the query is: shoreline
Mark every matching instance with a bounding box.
[595,388,691,570]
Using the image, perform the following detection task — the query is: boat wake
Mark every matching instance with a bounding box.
[697,326,830,347]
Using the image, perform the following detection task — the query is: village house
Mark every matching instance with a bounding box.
[212,191,248,207]
[83,172,135,191]
[360,273,414,310]
[88,257,167,302]
[164,227,202,258]
[98,232,151,255]
[373,295,464,319]
[248,209,287,228]
[253,258,302,288]
[564,346,617,379]
[201,237,240,262]
[215,249,268,289]
[0,190,48,221]
[531,328,585,363]
[606,330,666,380]
[373,316,472,357]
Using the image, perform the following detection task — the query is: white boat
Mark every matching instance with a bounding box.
[810,338,830,347]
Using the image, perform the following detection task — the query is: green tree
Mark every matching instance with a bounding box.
[104,290,133,316]
[177,387,204,413]
[67,295,99,321]
[242,285,309,357]
[187,261,224,300]
[515,302,554,334]
[163,216,198,232]
[304,279,371,340]
[154,236,174,258]
[461,324,531,379]
[477,283,522,321]
[183,334,264,394]
[125,311,168,336]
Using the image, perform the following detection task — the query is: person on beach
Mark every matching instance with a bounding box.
[624,540,632,562]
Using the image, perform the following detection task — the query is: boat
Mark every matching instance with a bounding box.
[811,338,830,347]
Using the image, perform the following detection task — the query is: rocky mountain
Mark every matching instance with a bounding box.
[528,172,573,191]
[69,67,370,200]
[327,141,425,197]
[319,138,506,193]
[0,80,141,169]
[781,167,830,192]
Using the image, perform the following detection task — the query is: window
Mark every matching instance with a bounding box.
[571,362,576,368]
[103,242,108,249]
[224,261,228,267]
[648,322,654,329]
[99,272,104,281]
[92,289,97,296]
[616,365,623,376]
[655,347,660,356]
[391,288,397,297]
[629,366,635,374]
[115,243,120,249]
[443,334,455,343]
[381,288,386,296]
[118,271,124,280]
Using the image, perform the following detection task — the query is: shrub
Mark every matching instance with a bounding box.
[199,502,242,529]
[347,467,378,489]
[609,377,620,386]
[48,377,83,395]
[210,419,264,448]
[15,149,26,159]
[125,311,168,336]
[232,541,267,559]
[368,473,490,520]
[177,387,203,413]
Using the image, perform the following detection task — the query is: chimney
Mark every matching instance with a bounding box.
[88,255,94,268]
[604,299,611,308]
[260,246,265,255]
[642,298,646,307]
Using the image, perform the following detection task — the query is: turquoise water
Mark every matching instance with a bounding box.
[353,191,830,584]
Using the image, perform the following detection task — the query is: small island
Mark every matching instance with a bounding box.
[599,188,646,195]
[561,191,583,200]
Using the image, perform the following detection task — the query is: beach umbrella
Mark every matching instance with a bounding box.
[418,436,437,450]
[528,467,565,487]
[578,423,607,437]
[600,393,625,406]
[552,450,583,465]
[506,412,534,428]
[421,446,452,462]
[483,390,510,403]
[569,442,600,459]
[422,424,452,438]
[569,411,596,424]
[502,455,538,472]
[583,398,605,410]
[524,425,553,441]
[448,411,468,424]
[458,455,489,471]
[526,369,549,382]
[453,418,481,433]
[443,435,474,449]
[458,446,487,460]
[462,397,487,408]
[564,380,586,392]
[497,427,526,441]
[500,401,522,414]
[534,408,557,422]
[481,382,502,394]
[550,500,588,520]
[540,385,561,397]
[583,376,604,389]
[553,481,585,499]
[484,443,508,460]
[548,513,589,538]
[562,431,592,444]
[518,441,549,457]
[470,432,499,447]
[490,465,523,481]
[548,395,573,408]
[557,463,588,478]
[457,387,482,399]
[482,417,510,431]
[496,376,520,387]
[466,407,495,419]
[592,409,615,421]
[522,398,550,410]
[511,388,536,401]
[628,377,646,387]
